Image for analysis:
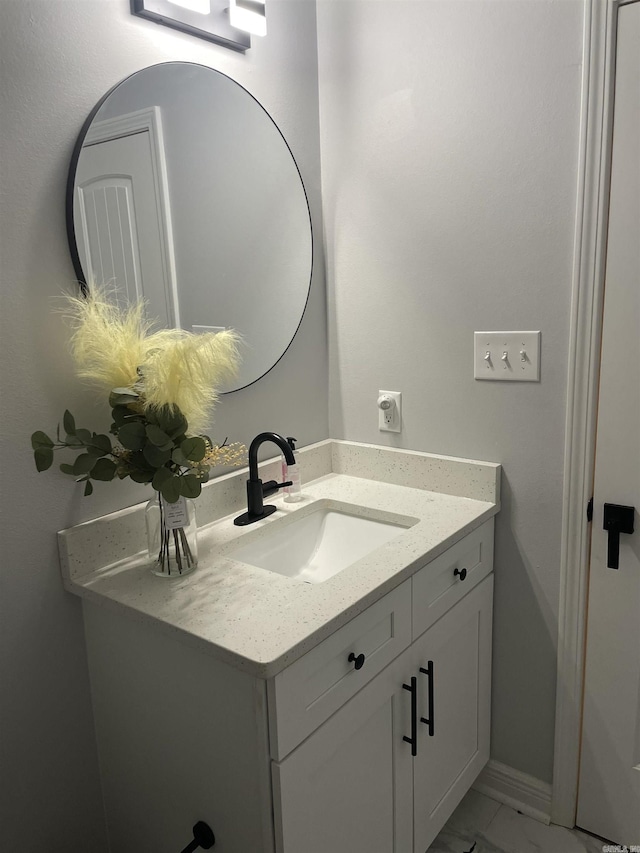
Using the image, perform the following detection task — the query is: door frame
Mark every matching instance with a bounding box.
[551,0,636,827]
[74,106,181,327]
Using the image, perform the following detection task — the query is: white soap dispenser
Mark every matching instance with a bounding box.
[283,436,302,502]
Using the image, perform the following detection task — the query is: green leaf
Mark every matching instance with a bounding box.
[179,474,202,499]
[84,480,94,496]
[129,469,154,484]
[180,436,206,463]
[111,406,138,428]
[34,447,54,471]
[86,444,105,457]
[90,457,117,481]
[126,450,153,469]
[145,424,172,449]
[143,442,172,468]
[109,388,140,408]
[92,433,113,455]
[154,405,188,439]
[63,410,76,436]
[152,466,172,491]
[72,454,97,475]
[59,463,75,475]
[171,447,188,467]
[118,421,147,451]
[75,428,92,444]
[160,475,182,504]
[31,431,53,450]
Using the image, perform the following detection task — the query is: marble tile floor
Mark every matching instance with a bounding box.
[427,790,608,853]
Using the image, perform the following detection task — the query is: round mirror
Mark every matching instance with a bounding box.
[66,62,313,392]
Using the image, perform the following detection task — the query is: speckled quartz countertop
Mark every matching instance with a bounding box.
[59,440,500,678]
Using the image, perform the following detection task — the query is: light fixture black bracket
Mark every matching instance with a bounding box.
[131,0,250,52]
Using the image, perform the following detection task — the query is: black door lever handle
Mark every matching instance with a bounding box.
[603,503,635,570]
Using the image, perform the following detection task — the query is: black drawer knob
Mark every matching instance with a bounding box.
[348,652,366,670]
[454,567,467,581]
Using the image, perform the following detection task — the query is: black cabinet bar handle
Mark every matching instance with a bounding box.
[454,567,467,581]
[402,676,418,757]
[348,652,366,670]
[419,662,434,736]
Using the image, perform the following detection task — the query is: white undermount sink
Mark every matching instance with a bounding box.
[230,504,416,584]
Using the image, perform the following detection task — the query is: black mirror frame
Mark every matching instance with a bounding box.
[65,62,314,394]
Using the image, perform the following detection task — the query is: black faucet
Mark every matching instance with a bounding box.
[234,432,296,526]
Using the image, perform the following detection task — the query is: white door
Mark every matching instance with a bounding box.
[413,576,493,853]
[74,129,178,328]
[272,650,413,853]
[577,2,640,844]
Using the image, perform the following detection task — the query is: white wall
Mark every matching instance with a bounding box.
[317,0,584,784]
[0,0,326,847]
[1,0,587,841]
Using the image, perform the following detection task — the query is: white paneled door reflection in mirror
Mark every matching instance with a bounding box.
[67,62,313,392]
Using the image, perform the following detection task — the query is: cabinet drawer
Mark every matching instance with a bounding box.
[412,519,494,639]
[268,580,411,760]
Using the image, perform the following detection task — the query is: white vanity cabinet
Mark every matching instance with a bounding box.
[82,520,494,853]
[272,571,493,853]
[411,573,493,853]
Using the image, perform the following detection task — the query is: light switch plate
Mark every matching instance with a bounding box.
[474,331,541,381]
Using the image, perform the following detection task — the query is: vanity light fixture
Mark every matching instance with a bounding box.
[170,0,211,13]
[131,0,251,52]
[229,0,266,37]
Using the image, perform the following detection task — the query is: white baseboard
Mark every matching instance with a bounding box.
[473,759,552,825]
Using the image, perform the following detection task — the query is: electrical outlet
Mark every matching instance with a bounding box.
[378,390,402,432]
[474,331,541,381]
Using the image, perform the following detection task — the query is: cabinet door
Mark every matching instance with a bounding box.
[272,651,414,853]
[412,575,493,853]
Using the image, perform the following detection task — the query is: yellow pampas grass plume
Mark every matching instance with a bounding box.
[64,287,152,392]
[62,287,241,433]
[143,330,241,434]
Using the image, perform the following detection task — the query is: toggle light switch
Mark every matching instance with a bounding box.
[474,331,541,381]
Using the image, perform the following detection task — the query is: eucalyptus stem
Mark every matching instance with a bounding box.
[157,495,166,568]
[151,495,198,576]
[178,527,194,567]
[173,529,183,574]
[164,527,171,574]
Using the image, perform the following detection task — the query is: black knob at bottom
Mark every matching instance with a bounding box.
[348,652,366,670]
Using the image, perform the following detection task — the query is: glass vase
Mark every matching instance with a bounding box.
[145,493,198,578]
